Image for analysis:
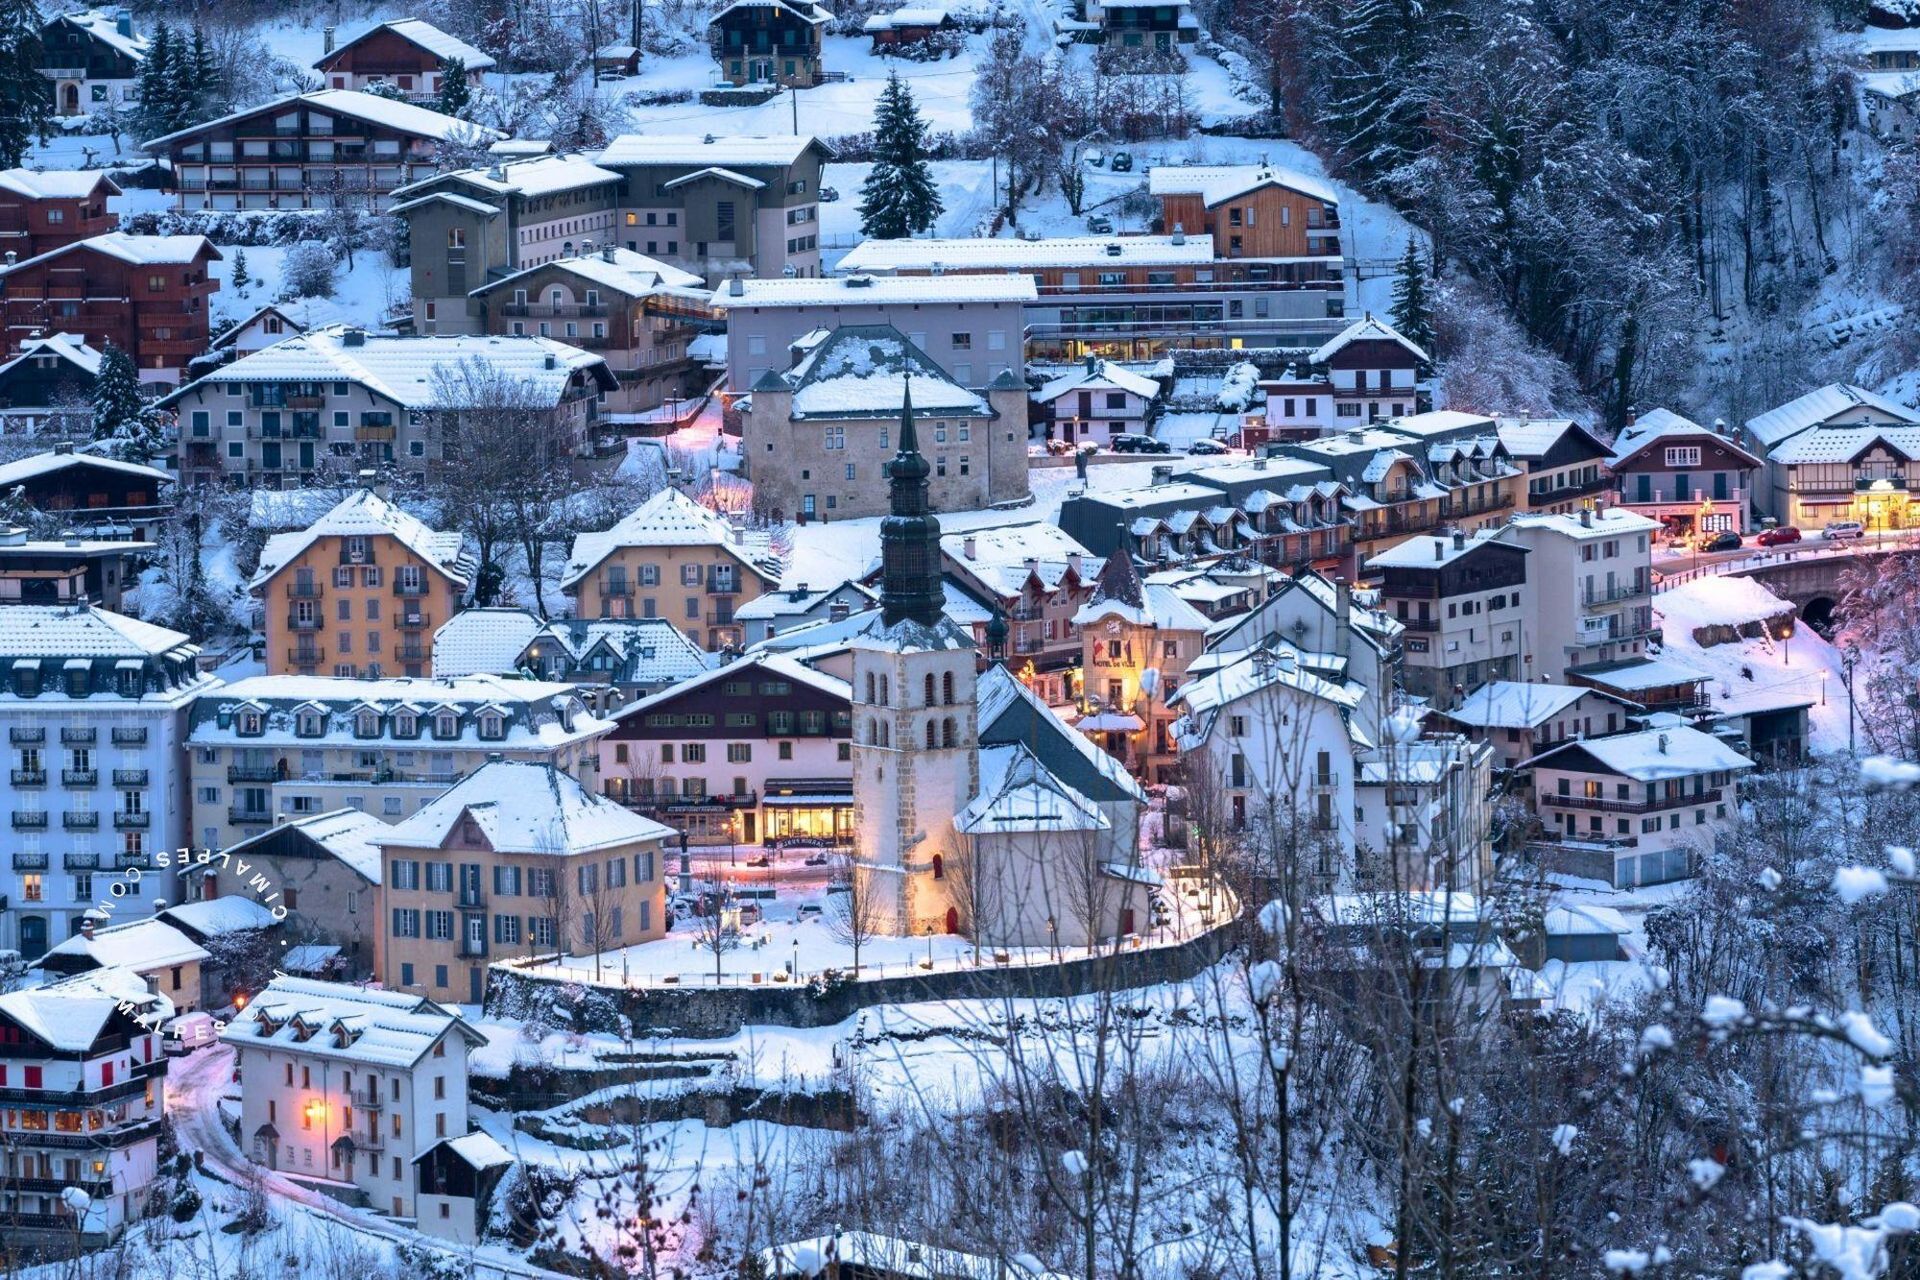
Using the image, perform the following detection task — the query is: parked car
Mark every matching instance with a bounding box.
[1083,149,1106,168]
[803,852,833,866]
[1110,151,1134,172]
[797,903,824,920]
[163,1011,219,1056]
[1086,214,1114,234]
[746,853,770,868]
[818,185,839,202]
[1112,433,1170,454]
[1756,525,1802,547]
[1187,438,1228,455]
[1702,530,1742,552]
[1824,520,1866,541]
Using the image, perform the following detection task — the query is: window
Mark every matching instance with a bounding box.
[824,426,845,450]
[1664,445,1702,467]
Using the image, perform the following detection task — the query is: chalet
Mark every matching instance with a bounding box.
[1305,314,1426,422]
[1495,418,1611,514]
[38,8,148,119]
[0,445,170,539]
[863,7,957,49]
[1146,163,1343,278]
[708,0,833,87]
[431,608,713,705]
[730,579,878,643]
[1607,408,1762,539]
[1765,420,1920,535]
[0,232,220,386]
[0,331,102,431]
[1741,382,1920,456]
[470,246,721,415]
[0,526,150,610]
[144,90,505,212]
[0,169,119,260]
[1034,356,1162,447]
[209,297,352,355]
[1435,681,1641,770]
[313,19,495,100]
[1083,0,1198,55]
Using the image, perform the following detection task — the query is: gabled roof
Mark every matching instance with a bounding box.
[211,296,354,349]
[562,487,778,590]
[144,90,503,149]
[161,896,279,938]
[1607,409,1764,468]
[386,190,502,218]
[1366,528,1521,571]
[249,489,472,593]
[0,168,120,200]
[0,231,218,277]
[471,246,704,301]
[221,808,387,883]
[420,1131,516,1170]
[613,652,849,721]
[41,918,210,973]
[0,330,102,380]
[1036,358,1161,403]
[708,0,835,28]
[315,18,497,72]
[0,968,168,1054]
[1146,162,1339,208]
[664,165,767,191]
[1768,422,1920,464]
[863,7,953,29]
[1522,724,1753,780]
[392,153,620,203]
[379,760,676,855]
[429,606,544,676]
[957,743,1110,835]
[1444,680,1639,731]
[1744,383,1920,449]
[48,9,150,62]
[776,325,987,419]
[976,663,1146,805]
[222,976,482,1068]
[0,601,192,659]
[1495,417,1608,462]
[596,133,826,168]
[1310,314,1428,365]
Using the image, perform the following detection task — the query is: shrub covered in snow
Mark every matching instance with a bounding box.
[1215,360,1260,412]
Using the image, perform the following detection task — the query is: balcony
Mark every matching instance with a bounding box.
[355,424,396,442]
[707,577,741,595]
[62,811,99,830]
[228,806,273,826]
[396,611,431,631]
[287,580,323,599]
[10,768,45,786]
[456,885,487,909]
[354,1086,384,1109]
[111,726,148,746]
[392,579,429,598]
[1009,604,1045,622]
[499,302,609,318]
[1581,578,1649,606]
[112,768,150,787]
[61,768,97,787]
[1397,616,1441,632]
[356,1126,387,1151]
[1442,489,1516,520]
[228,764,280,782]
[288,647,326,667]
[458,937,490,958]
[287,614,324,631]
[11,851,48,870]
[11,811,47,830]
[114,811,151,830]
[1547,788,1723,814]
[60,727,96,745]
[598,579,633,599]
[9,726,44,744]
[63,851,100,870]
[116,851,152,870]
[396,644,429,663]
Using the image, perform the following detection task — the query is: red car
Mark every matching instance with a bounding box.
[1756,525,1802,547]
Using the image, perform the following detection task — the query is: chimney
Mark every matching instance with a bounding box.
[1451,530,1465,550]
[323,24,336,54]
[1434,539,1443,561]
[1067,551,1082,577]
[962,535,977,560]
[1580,507,1592,528]
[543,352,557,369]
[54,440,72,454]
[728,275,744,297]
[1713,417,1727,435]
[116,8,132,38]
[5,251,15,267]
[1085,353,1098,375]
[80,914,95,940]
[1171,222,1185,245]
[341,327,366,347]
[1334,576,1352,660]
[602,244,615,262]
[1657,732,1669,754]
[1625,404,1637,425]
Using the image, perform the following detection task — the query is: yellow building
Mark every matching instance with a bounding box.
[561,488,778,650]
[250,490,472,679]
[1072,549,1211,784]
[375,759,676,1005]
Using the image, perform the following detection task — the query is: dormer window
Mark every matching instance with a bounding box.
[478,713,505,741]
[238,710,265,737]
[394,712,417,739]
[297,710,325,737]
[355,710,381,738]
[435,712,459,739]
[344,536,369,563]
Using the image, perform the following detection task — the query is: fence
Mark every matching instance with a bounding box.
[1652,531,1918,593]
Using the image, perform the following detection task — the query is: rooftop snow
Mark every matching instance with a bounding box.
[1654,575,1800,632]
[562,488,774,589]
[1496,417,1583,458]
[1607,408,1761,467]
[221,976,479,1069]
[1309,314,1427,365]
[1445,681,1632,730]
[430,607,545,677]
[1767,421,1920,463]
[380,760,677,855]
[1568,656,1709,693]
[57,9,151,62]
[596,133,822,168]
[957,743,1109,835]
[474,247,703,301]
[250,490,472,592]
[0,603,193,659]
[862,7,951,29]
[614,653,848,723]
[716,274,1037,308]
[319,18,496,71]
[1036,359,1160,403]
[145,90,503,148]
[225,807,388,883]
[1744,383,1920,449]
[781,325,987,418]
[1366,529,1518,571]
[42,919,209,972]
[0,231,216,275]
[0,968,167,1053]
[1507,507,1661,542]
[1525,724,1753,780]
[1146,162,1338,207]
[0,168,118,200]
[213,296,354,347]
[163,896,278,937]
[837,235,1214,273]
[396,153,619,202]
[0,330,101,377]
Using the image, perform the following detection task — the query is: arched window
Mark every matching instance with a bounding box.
[924,673,936,706]
[942,672,955,706]
[942,718,957,749]
[865,672,876,704]
[931,854,945,880]
[878,675,889,705]
[925,720,937,749]
[880,721,890,748]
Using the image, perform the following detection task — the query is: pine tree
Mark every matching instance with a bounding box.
[188,26,218,124]
[158,24,197,134]
[230,248,250,290]
[1388,236,1436,356]
[90,344,145,440]
[0,0,51,166]
[857,71,943,240]
[437,58,472,118]
[136,24,176,138]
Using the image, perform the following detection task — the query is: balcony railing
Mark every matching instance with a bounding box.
[499,302,608,318]
[287,580,323,598]
[288,648,326,667]
[64,851,101,869]
[111,727,147,746]
[112,768,149,786]
[599,580,633,599]
[60,727,95,745]
[9,726,44,744]
[114,811,151,830]
[63,811,100,830]
[228,806,273,825]
[1546,788,1723,814]
[1581,579,1650,606]
[287,614,324,631]
[11,811,47,830]
[61,768,97,786]
[396,611,431,631]
[228,764,279,782]
[10,768,45,786]
[11,852,48,870]
[392,579,429,597]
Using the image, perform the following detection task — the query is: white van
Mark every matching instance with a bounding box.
[162,1011,218,1055]
[1823,520,1865,541]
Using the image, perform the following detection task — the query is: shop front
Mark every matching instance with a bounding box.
[760,780,854,846]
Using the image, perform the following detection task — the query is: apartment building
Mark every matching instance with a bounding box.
[1369,529,1531,711]
[1353,733,1496,893]
[212,809,386,980]
[0,447,170,540]
[145,90,505,212]
[163,327,617,489]
[1495,418,1612,515]
[1209,569,1405,739]
[716,272,1034,389]
[1764,420,1920,533]
[0,603,210,960]
[1436,681,1641,770]
[731,579,877,644]
[1505,507,1658,676]
[0,968,169,1247]
[1607,409,1762,538]
[0,169,119,261]
[562,486,780,646]
[742,325,1031,522]
[377,760,676,1004]
[707,0,832,86]
[595,133,831,283]
[0,232,220,385]
[470,246,720,414]
[837,230,1346,359]
[1527,723,1754,888]
[250,489,473,679]
[431,610,712,705]
[221,976,485,1217]
[1075,548,1210,782]
[1080,0,1198,53]
[38,8,148,118]
[313,19,495,98]
[184,674,611,852]
[941,523,1100,705]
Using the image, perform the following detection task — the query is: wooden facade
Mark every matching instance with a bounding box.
[314,25,489,100]
[708,0,831,87]
[1156,179,1341,261]
[0,236,219,384]
[0,172,118,261]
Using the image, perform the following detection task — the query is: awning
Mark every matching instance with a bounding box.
[115,659,144,671]
[1077,712,1144,732]
[64,658,91,670]
[762,793,855,807]
[12,658,39,670]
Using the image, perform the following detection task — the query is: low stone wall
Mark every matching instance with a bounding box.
[485,920,1238,1040]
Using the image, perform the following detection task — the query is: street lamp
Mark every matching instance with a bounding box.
[1844,643,1861,754]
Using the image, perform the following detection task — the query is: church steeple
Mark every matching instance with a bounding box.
[879,375,945,628]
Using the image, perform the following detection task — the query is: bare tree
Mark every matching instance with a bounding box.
[689,860,739,983]
[829,851,886,975]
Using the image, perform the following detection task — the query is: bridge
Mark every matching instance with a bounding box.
[1653,538,1920,633]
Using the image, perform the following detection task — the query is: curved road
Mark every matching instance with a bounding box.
[166,1046,566,1280]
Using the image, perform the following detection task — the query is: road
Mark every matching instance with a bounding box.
[1652,529,1919,592]
[165,1046,568,1280]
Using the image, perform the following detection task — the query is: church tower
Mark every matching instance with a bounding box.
[849,379,980,936]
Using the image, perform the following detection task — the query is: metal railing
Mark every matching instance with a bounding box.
[62,811,99,831]
[1546,788,1722,814]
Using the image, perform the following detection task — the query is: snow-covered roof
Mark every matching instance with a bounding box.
[520,618,713,679]
[222,976,480,1069]
[732,578,877,620]
[708,0,835,26]
[717,273,1037,309]
[1075,581,1211,632]
[976,664,1147,805]
[1744,383,1920,449]
[562,487,776,589]
[1382,409,1498,439]
[422,1130,516,1170]
[862,7,951,29]
[1168,646,1362,723]
[211,296,355,348]
[475,246,703,301]
[0,602,192,659]
[317,18,497,71]
[1569,656,1709,693]
[0,231,217,278]
[52,9,151,62]
[957,743,1110,835]
[249,489,472,593]
[1495,417,1585,459]
[163,895,279,938]
[1445,681,1635,730]
[1767,421,1920,463]
[1860,69,1920,99]
[1036,358,1161,403]
[396,153,622,204]
[1146,161,1338,208]
[190,674,605,749]
[0,330,102,379]
[760,1234,1068,1280]
[837,234,1214,273]
[145,90,504,148]
[224,808,388,884]
[616,652,848,722]
[1524,724,1753,780]
[42,919,209,973]
[1309,314,1427,365]
[380,760,676,855]
[431,607,545,677]
[775,325,987,419]
[1543,902,1632,937]
[387,190,502,218]
[165,327,613,412]
[596,133,823,168]
[0,168,119,200]
[1506,507,1661,543]
[1366,528,1519,571]
[663,164,767,192]
[0,968,168,1054]
[1606,408,1761,467]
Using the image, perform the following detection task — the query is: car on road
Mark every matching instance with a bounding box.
[803,852,832,866]
[163,1011,219,1055]
[1823,520,1866,541]
[1112,433,1170,454]
[818,185,839,202]
[1187,438,1229,455]
[1756,525,1802,547]
[1086,214,1114,234]
[797,903,824,920]
[746,854,770,868]
[1110,151,1134,172]
[1702,530,1742,552]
